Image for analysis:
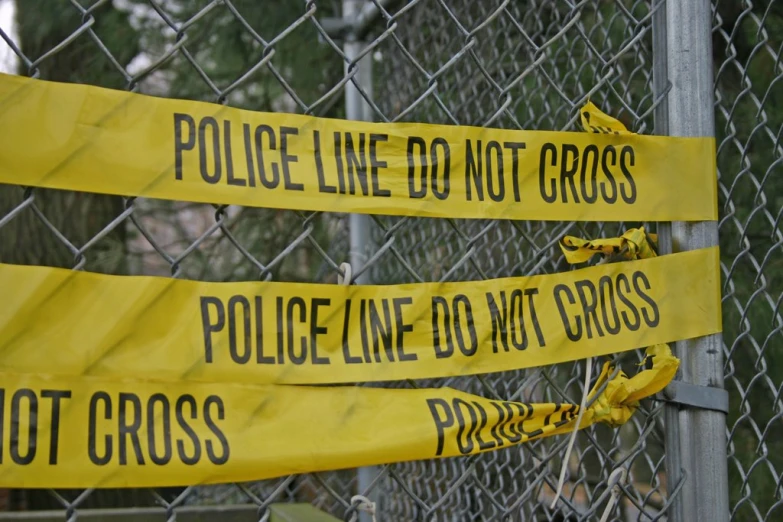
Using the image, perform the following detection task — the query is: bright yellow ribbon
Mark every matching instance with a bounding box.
[560,224,677,426]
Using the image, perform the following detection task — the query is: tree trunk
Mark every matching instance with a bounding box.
[0,0,140,511]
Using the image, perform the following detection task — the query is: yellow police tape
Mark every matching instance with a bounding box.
[0,344,678,488]
[0,246,720,385]
[580,101,634,135]
[0,73,717,222]
[559,226,659,264]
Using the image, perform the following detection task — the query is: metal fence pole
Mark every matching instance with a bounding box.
[654,1,729,521]
[344,1,373,289]
[343,1,379,520]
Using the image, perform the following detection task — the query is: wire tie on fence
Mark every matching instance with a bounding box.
[349,495,377,522]
[338,262,352,286]
[598,467,627,522]
[550,356,593,509]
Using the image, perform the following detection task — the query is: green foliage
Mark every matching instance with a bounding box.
[16,0,139,85]
[129,0,343,114]
[714,1,783,520]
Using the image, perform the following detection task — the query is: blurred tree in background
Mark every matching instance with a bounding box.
[0,0,136,274]
[713,1,783,520]
[120,0,348,284]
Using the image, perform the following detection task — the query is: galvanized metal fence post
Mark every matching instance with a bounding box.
[342,1,379,520]
[344,0,373,289]
[654,1,730,521]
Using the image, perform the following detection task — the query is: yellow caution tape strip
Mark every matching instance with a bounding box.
[0,73,717,222]
[559,226,658,264]
[0,344,677,488]
[0,247,720,385]
[580,101,634,135]
[557,229,680,420]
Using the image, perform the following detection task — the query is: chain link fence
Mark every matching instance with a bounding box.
[0,0,779,521]
[713,1,783,521]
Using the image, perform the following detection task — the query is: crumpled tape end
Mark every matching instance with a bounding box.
[588,344,679,427]
[558,227,658,265]
[579,100,633,135]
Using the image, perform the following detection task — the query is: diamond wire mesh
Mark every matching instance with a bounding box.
[712,1,783,522]
[361,2,672,521]
[0,1,670,521]
[0,0,777,521]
